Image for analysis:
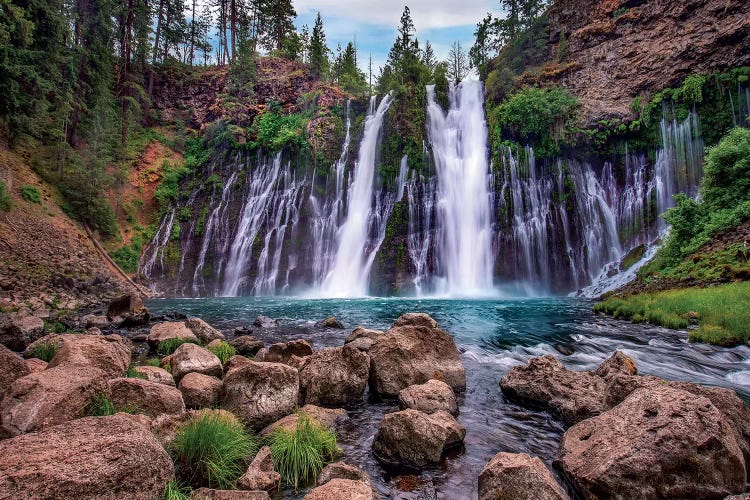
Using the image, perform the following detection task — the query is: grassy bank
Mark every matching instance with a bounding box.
[594,281,750,346]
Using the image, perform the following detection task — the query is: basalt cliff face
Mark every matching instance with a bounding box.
[545,0,750,125]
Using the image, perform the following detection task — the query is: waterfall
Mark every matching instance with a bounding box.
[406,172,436,295]
[426,81,495,296]
[320,93,393,297]
[139,207,175,287]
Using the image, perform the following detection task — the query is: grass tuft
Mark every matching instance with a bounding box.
[158,338,197,356]
[207,341,237,365]
[171,412,258,489]
[146,358,162,367]
[85,392,137,416]
[126,364,147,379]
[19,185,41,204]
[162,480,191,500]
[28,341,59,362]
[268,414,340,490]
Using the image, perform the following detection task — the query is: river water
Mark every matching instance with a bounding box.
[147,297,750,498]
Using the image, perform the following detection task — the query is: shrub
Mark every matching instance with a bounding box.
[162,481,191,500]
[155,161,192,212]
[0,180,12,211]
[158,337,197,356]
[85,392,136,416]
[207,341,236,365]
[249,102,309,151]
[19,185,41,203]
[126,364,146,379]
[268,414,340,490]
[171,412,258,489]
[146,358,161,367]
[28,341,59,362]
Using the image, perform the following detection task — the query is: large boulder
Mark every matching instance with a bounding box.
[0,315,44,351]
[225,355,254,376]
[0,414,172,499]
[254,339,313,368]
[48,334,131,378]
[133,365,175,386]
[0,344,29,398]
[185,317,225,343]
[479,452,569,500]
[106,293,150,327]
[108,377,185,417]
[1,365,108,436]
[25,358,47,373]
[499,352,636,425]
[147,321,199,346]
[304,479,373,500]
[299,345,369,407]
[555,386,746,499]
[179,372,222,409]
[372,408,465,468]
[260,405,347,436]
[399,379,458,415]
[228,336,264,356]
[222,361,299,430]
[170,343,223,381]
[345,327,384,352]
[369,313,465,397]
[23,333,64,358]
[237,446,280,491]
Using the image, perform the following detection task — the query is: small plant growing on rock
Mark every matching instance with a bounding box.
[28,341,59,362]
[19,185,41,204]
[158,338,197,356]
[268,414,340,490]
[126,364,147,379]
[171,412,258,489]
[0,180,12,211]
[207,341,237,365]
[162,480,190,500]
[146,358,161,367]
[85,392,137,416]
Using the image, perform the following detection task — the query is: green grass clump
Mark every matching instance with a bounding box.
[0,180,12,211]
[162,481,191,500]
[85,392,137,416]
[126,364,147,379]
[268,414,340,490]
[158,338,197,356]
[146,358,161,367]
[171,412,258,489]
[28,341,59,362]
[207,341,237,365]
[19,185,41,204]
[594,281,750,345]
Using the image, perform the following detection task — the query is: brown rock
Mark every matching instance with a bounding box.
[0,344,29,398]
[147,321,199,346]
[192,489,270,500]
[478,452,569,500]
[260,405,347,436]
[253,315,278,328]
[225,355,253,375]
[345,327,384,352]
[0,414,173,499]
[304,479,373,500]
[369,313,466,397]
[228,336,263,356]
[315,316,344,329]
[186,317,225,343]
[0,315,45,351]
[109,377,185,416]
[48,334,131,378]
[317,461,372,487]
[398,379,458,415]
[299,345,369,407]
[170,343,222,381]
[254,339,313,368]
[555,386,746,499]
[134,365,175,386]
[82,314,109,329]
[1,365,108,435]
[237,446,280,491]
[24,358,47,373]
[222,361,299,430]
[179,372,222,408]
[23,333,64,358]
[372,408,465,467]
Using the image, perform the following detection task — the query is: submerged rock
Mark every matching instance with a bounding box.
[555,385,746,499]
[479,452,569,500]
[237,446,280,492]
[0,414,173,499]
[399,379,458,415]
[299,345,369,407]
[253,315,278,328]
[109,377,185,416]
[372,408,465,468]
[369,313,466,397]
[315,316,344,329]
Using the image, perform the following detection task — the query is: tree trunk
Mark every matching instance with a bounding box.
[148,0,165,97]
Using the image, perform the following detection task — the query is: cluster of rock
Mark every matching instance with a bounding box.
[483,351,750,499]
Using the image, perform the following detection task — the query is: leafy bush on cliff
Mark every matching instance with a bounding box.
[0,181,11,211]
[249,100,309,152]
[19,185,41,203]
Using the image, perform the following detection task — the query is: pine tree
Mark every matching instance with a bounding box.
[422,41,437,71]
[446,41,468,84]
[262,0,296,52]
[309,12,328,77]
[469,14,495,80]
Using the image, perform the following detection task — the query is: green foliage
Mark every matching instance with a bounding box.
[158,337,197,356]
[171,412,258,489]
[19,185,41,204]
[207,341,236,365]
[28,341,59,362]
[162,481,191,500]
[155,161,192,212]
[249,102,309,151]
[85,392,136,416]
[0,181,11,211]
[110,233,144,274]
[268,414,340,490]
[594,281,750,346]
[126,364,147,379]
[490,86,579,158]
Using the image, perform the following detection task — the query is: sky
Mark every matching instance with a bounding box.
[293,0,505,74]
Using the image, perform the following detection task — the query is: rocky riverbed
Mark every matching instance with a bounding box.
[0,295,749,499]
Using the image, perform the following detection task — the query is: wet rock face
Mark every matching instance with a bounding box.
[544,0,750,125]
[479,452,570,500]
[372,409,465,468]
[222,361,299,430]
[555,386,746,499]
[369,313,466,397]
[299,345,369,407]
[0,414,173,499]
